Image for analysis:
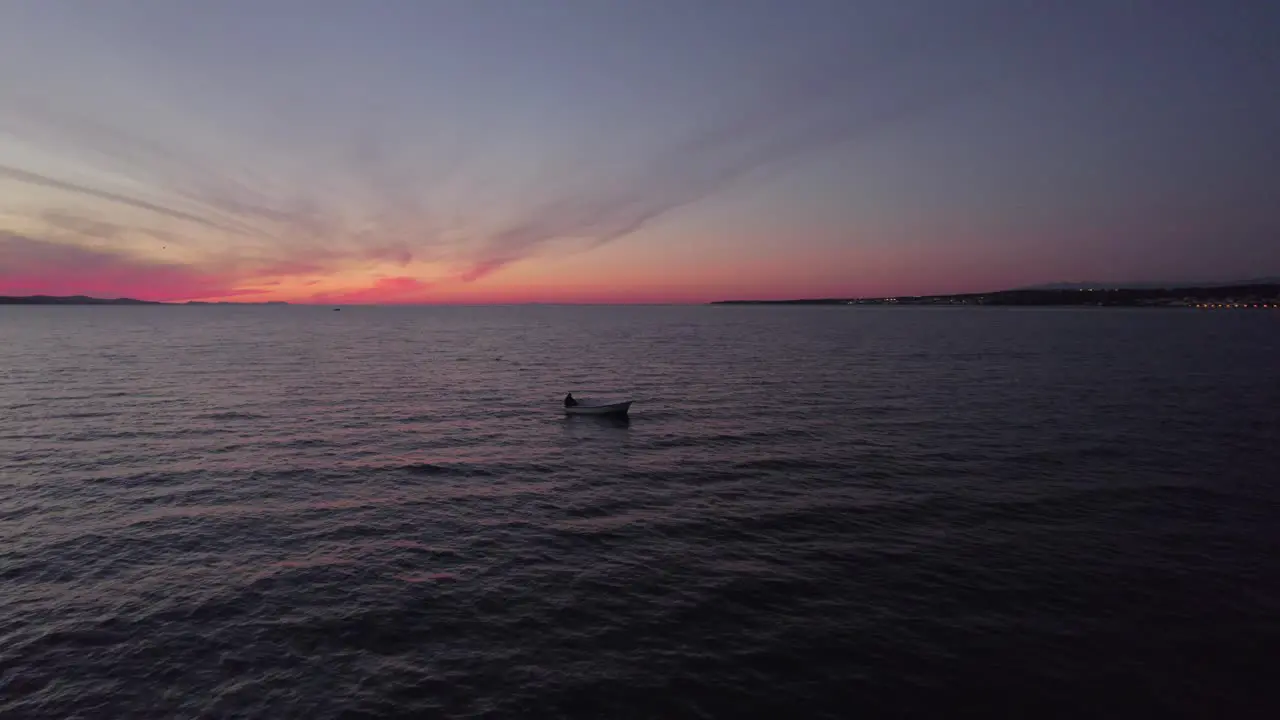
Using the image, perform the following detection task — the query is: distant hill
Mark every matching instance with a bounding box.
[0,295,289,306]
[0,295,161,305]
[1018,277,1280,291]
[182,300,290,306]
[712,282,1280,306]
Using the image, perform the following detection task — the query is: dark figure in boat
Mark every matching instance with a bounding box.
[564,393,578,407]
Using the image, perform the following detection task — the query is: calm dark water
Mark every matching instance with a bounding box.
[2,305,1278,718]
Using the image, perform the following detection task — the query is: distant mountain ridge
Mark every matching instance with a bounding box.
[1017,277,1280,291]
[713,281,1280,306]
[0,295,289,305]
[0,295,160,305]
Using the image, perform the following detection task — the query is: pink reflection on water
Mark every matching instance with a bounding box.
[397,573,458,583]
[386,539,432,550]
[309,497,393,510]
[273,556,356,569]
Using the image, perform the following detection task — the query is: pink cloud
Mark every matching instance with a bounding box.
[310,276,434,304]
[363,244,415,266]
[256,259,327,277]
[458,257,513,283]
[0,232,250,301]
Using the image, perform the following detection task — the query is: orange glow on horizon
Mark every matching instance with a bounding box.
[4,221,1061,305]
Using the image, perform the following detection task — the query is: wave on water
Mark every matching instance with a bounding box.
[2,306,1278,718]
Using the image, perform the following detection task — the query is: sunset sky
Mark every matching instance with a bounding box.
[2,0,1278,304]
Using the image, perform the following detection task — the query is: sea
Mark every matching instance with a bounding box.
[1,305,1278,719]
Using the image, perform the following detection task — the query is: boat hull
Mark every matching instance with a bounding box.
[564,401,632,416]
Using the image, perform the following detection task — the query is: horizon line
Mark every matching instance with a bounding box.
[5,278,1280,307]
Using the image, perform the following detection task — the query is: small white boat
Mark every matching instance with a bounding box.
[564,400,632,416]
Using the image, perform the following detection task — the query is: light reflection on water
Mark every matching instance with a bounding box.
[1,306,1277,718]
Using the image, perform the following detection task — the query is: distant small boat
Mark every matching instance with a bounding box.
[564,400,632,416]
[333,308,341,311]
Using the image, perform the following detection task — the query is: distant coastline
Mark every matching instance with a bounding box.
[0,295,290,306]
[4,283,1279,307]
[712,283,1280,308]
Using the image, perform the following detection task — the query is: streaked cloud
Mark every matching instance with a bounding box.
[0,165,248,235]
[0,232,254,300]
[310,277,435,305]
[1,0,1277,301]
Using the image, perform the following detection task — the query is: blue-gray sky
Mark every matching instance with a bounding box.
[1,0,1277,302]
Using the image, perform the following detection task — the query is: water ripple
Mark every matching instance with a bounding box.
[1,306,1278,718]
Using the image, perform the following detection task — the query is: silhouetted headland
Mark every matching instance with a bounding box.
[0,295,290,306]
[712,283,1280,308]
